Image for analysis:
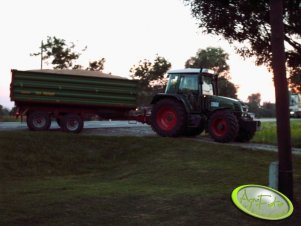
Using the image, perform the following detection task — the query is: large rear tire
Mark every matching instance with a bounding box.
[61,114,83,133]
[151,99,187,137]
[26,111,51,131]
[208,110,239,143]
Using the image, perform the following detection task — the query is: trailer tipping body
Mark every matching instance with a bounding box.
[10,69,148,132]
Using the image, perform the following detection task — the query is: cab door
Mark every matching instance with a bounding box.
[199,74,215,112]
[178,75,200,111]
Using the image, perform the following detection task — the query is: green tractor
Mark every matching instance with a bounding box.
[150,68,260,143]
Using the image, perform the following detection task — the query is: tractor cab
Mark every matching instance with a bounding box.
[165,68,217,96]
[163,68,219,112]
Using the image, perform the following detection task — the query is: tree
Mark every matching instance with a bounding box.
[217,76,238,99]
[86,58,106,71]
[185,47,229,74]
[184,0,301,92]
[31,36,84,69]
[130,55,171,89]
[245,96,276,117]
[260,101,276,117]
[10,106,18,116]
[270,0,293,200]
[185,0,294,198]
[288,68,301,93]
[31,36,106,72]
[185,47,238,98]
[247,93,261,114]
[0,105,10,116]
[130,55,172,105]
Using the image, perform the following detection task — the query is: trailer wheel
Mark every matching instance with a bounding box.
[151,99,187,137]
[27,111,51,131]
[208,110,239,143]
[61,114,83,133]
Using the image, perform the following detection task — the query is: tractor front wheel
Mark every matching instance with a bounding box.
[151,99,187,137]
[208,110,239,143]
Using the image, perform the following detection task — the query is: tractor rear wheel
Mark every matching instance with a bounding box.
[208,110,239,143]
[151,99,187,137]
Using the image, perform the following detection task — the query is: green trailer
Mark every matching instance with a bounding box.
[10,69,142,132]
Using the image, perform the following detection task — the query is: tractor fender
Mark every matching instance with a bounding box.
[151,94,190,113]
[207,108,233,118]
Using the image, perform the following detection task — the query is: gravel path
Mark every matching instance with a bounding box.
[83,125,301,155]
[83,126,156,137]
[192,136,301,156]
[2,120,300,155]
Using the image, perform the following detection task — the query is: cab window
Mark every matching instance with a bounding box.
[202,75,213,95]
[179,75,198,93]
[165,74,179,93]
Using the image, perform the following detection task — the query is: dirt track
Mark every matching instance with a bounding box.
[82,124,301,156]
[83,126,156,137]
[1,120,300,155]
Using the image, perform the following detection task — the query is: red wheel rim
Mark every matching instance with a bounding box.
[211,118,228,137]
[156,107,177,131]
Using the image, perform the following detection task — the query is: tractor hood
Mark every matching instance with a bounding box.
[208,95,248,112]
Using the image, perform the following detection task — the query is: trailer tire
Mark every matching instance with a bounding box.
[27,111,51,131]
[208,110,239,143]
[61,114,83,133]
[151,99,187,137]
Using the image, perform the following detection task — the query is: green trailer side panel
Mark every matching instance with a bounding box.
[10,70,138,109]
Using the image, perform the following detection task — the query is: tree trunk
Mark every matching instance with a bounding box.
[270,0,293,200]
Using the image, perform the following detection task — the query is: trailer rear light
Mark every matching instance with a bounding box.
[15,111,20,117]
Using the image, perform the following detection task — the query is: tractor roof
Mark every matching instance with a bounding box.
[168,68,215,74]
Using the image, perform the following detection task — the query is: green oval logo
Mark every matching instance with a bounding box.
[231,184,294,220]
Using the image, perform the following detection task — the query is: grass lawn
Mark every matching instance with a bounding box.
[1,131,301,226]
[0,115,22,122]
[252,120,301,148]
